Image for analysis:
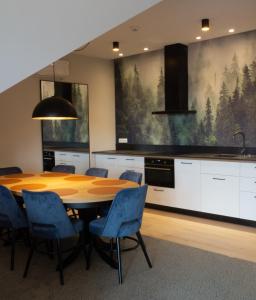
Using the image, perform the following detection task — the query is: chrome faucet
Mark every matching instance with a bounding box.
[233,130,246,155]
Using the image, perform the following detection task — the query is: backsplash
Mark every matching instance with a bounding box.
[115,30,256,147]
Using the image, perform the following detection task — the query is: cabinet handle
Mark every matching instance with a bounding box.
[72,154,80,157]
[125,158,135,161]
[153,188,164,192]
[59,154,66,156]
[107,158,116,160]
[212,177,226,181]
[180,162,192,165]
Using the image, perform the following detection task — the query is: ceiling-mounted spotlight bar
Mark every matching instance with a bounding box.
[201,18,210,32]
[112,41,119,52]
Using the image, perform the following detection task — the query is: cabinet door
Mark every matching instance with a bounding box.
[146,186,176,207]
[201,174,239,217]
[175,159,201,211]
[94,155,118,178]
[240,192,256,221]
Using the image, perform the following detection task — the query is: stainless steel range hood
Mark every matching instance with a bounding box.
[152,43,196,115]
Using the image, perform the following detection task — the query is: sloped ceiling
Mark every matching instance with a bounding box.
[0,0,160,93]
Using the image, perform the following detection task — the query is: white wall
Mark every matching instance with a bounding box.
[0,0,160,93]
[0,54,115,171]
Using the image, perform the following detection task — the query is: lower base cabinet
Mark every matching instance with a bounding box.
[201,174,239,217]
[240,192,256,221]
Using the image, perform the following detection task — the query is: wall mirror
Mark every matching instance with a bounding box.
[40,80,90,173]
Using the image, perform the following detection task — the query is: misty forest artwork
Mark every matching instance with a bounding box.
[41,81,89,144]
[115,30,256,147]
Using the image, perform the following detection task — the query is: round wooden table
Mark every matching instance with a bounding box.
[0,172,138,208]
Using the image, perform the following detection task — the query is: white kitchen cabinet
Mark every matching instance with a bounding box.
[55,151,89,174]
[239,162,256,221]
[201,173,239,217]
[94,154,144,181]
[146,185,176,207]
[175,159,201,211]
[240,192,256,221]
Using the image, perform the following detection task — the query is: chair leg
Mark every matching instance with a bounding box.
[136,231,152,268]
[56,239,64,285]
[116,237,123,284]
[23,240,34,278]
[10,229,16,271]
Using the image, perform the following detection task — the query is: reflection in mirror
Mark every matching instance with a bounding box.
[41,80,90,174]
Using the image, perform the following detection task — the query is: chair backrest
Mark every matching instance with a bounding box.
[119,170,142,185]
[86,167,108,178]
[101,185,148,238]
[22,190,76,239]
[52,165,75,174]
[0,186,27,229]
[0,167,22,176]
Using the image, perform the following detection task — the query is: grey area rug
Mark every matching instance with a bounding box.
[0,236,255,300]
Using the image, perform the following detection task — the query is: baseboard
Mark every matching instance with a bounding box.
[145,203,256,227]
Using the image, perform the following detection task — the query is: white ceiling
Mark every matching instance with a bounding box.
[74,0,256,59]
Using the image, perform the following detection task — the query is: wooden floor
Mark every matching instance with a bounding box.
[142,208,256,263]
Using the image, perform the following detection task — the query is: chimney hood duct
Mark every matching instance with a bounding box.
[152,43,196,115]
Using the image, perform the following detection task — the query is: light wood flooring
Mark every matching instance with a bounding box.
[142,208,256,263]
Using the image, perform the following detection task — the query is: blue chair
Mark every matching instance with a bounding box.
[85,168,108,178]
[52,165,75,174]
[0,186,28,270]
[119,170,142,185]
[0,167,22,176]
[22,190,88,285]
[89,185,152,284]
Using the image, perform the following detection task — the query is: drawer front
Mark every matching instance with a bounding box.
[95,155,118,167]
[201,160,239,176]
[240,192,256,221]
[55,151,70,160]
[240,162,256,178]
[240,177,256,192]
[117,156,144,168]
[146,186,176,207]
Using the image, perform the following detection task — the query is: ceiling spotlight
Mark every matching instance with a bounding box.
[201,18,210,32]
[196,36,202,40]
[144,47,149,51]
[112,41,119,52]
[119,53,123,57]
[228,28,235,33]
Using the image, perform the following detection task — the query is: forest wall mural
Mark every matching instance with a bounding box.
[115,30,256,147]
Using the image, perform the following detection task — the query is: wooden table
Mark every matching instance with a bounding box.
[0,172,139,269]
[0,172,138,209]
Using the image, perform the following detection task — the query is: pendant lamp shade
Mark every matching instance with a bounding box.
[32,96,78,120]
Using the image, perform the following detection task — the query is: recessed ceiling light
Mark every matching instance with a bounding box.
[119,53,123,57]
[201,18,210,32]
[228,28,235,33]
[196,36,202,40]
[144,47,149,51]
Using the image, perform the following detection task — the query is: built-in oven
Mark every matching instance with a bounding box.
[43,150,55,171]
[144,157,175,188]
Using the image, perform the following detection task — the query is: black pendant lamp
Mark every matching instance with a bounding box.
[32,63,78,120]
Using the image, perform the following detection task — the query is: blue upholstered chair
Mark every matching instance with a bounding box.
[0,167,22,176]
[22,190,88,285]
[85,168,108,178]
[119,170,142,185]
[52,165,75,174]
[0,186,28,270]
[89,185,152,284]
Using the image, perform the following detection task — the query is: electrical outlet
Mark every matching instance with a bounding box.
[118,138,128,143]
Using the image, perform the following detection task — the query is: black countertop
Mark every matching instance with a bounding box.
[92,150,256,162]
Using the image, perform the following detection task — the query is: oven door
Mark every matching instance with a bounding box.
[145,166,174,188]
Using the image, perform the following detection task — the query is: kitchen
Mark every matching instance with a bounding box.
[1,0,256,299]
